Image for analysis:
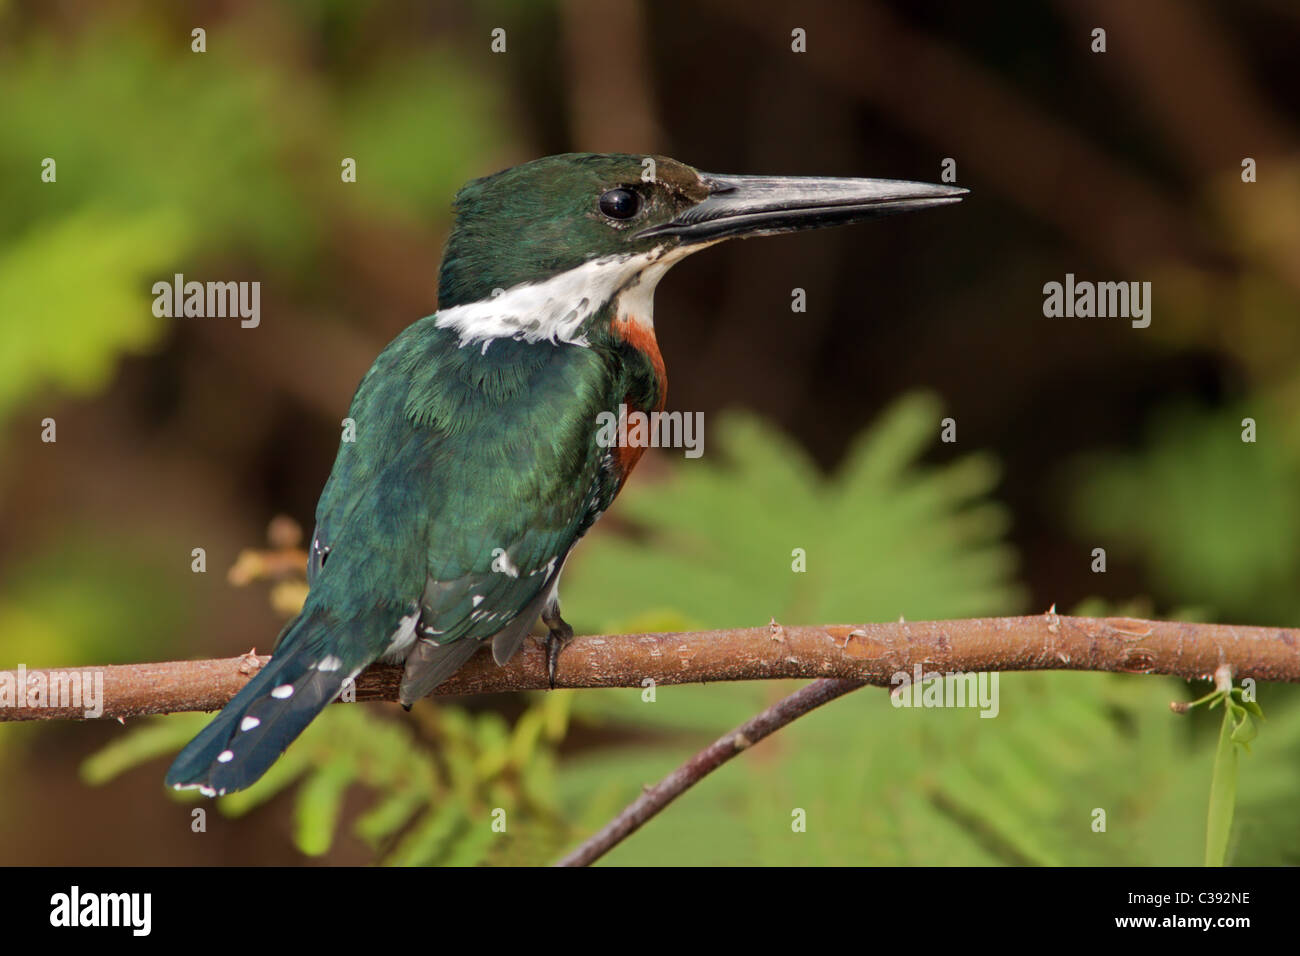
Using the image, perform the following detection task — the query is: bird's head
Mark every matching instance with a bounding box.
[435,153,966,343]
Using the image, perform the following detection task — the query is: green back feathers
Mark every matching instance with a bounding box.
[311,317,614,619]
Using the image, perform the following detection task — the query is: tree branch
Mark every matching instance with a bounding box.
[554,677,867,866]
[2,614,1298,722]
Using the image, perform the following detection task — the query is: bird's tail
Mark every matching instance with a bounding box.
[164,604,376,796]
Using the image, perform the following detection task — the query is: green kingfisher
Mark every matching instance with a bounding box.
[165,152,966,796]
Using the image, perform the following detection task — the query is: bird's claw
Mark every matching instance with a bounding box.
[543,618,574,689]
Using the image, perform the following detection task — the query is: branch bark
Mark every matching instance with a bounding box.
[2,614,1298,722]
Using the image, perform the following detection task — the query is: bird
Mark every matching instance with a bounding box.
[165,152,967,796]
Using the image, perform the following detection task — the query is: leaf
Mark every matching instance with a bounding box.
[293,757,355,857]
[567,394,1023,638]
[384,801,465,867]
[89,696,569,865]
[441,820,497,867]
[1230,707,1258,748]
[1205,704,1238,867]
[0,209,187,423]
[355,788,427,847]
[81,715,209,786]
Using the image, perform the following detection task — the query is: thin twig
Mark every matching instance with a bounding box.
[1,614,1298,722]
[553,677,867,866]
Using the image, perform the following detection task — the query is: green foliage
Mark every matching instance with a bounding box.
[0,19,508,425]
[554,675,1300,866]
[85,690,573,865]
[550,397,1300,865]
[336,55,508,227]
[0,208,183,422]
[1183,680,1265,867]
[0,29,300,423]
[562,394,1023,740]
[1064,398,1300,864]
[1068,402,1300,624]
[567,393,1023,633]
[0,536,187,668]
[0,30,307,254]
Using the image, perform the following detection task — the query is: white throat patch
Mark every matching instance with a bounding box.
[434,245,701,353]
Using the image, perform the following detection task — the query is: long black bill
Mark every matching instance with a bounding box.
[638,174,968,243]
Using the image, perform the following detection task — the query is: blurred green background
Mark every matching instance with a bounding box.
[2,0,1300,865]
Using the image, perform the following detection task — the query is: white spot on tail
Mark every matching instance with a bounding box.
[217,750,234,763]
[240,716,260,732]
[472,595,484,607]
[317,655,342,672]
[271,684,294,698]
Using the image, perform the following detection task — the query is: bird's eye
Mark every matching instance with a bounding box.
[598,187,641,221]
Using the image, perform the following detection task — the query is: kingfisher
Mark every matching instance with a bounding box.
[166,153,966,796]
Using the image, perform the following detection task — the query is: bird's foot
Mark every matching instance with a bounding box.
[541,606,574,690]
